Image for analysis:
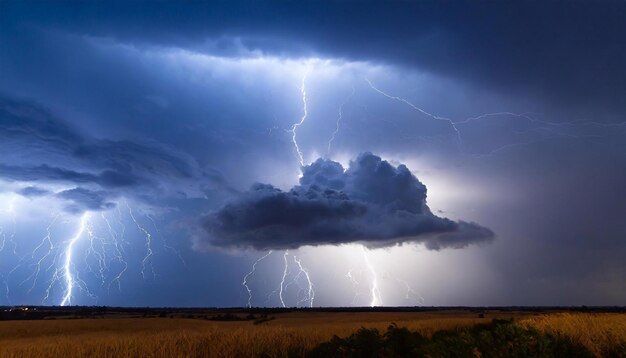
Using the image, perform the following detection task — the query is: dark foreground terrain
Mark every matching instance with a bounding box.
[0,306,623,357]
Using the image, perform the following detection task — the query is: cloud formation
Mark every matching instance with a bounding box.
[0,96,219,211]
[199,153,494,250]
[4,1,624,117]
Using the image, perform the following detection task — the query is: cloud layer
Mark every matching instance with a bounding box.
[199,153,494,250]
[0,96,218,211]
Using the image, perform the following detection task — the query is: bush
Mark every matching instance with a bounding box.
[308,319,594,358]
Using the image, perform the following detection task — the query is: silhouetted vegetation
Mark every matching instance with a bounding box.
[0,309,623,357]
[309,319,595,358]
[0,305,623,321]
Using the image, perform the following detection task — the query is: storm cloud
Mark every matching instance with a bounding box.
[0,96,214,211]
[200,153,494,250]
[0,1,624,306]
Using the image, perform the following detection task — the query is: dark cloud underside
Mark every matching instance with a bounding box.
[200,153,494,250]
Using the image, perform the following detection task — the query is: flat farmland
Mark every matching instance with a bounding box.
[0,309,623,357]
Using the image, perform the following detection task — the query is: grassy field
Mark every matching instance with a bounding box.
[0,311,623,357]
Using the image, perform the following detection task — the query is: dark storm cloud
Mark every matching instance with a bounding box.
[57,187,116,213]
[2,1,625,117]
[0,164,138,189]
[199,153,494,250]
[0,96,215,211]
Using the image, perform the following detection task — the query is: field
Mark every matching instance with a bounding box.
[0,308,623,357]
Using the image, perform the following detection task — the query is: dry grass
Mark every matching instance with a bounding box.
[0,311,622,357]
[520,312,626,357]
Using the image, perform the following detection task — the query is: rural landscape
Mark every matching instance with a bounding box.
[1,307,624,357]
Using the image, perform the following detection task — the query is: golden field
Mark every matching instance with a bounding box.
[0,311,623,357]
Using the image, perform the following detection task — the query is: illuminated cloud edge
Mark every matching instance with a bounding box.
[198,153,495,250]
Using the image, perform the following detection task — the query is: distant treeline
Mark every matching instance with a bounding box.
[1,305,624,321]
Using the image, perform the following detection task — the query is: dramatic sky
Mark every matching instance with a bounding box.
[1,1,625,307]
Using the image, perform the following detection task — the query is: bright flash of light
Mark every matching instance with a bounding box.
[361,246,382,307]
[60,212,90,306]
[242,250,273,308]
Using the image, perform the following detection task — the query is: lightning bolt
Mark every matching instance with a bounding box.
[242,250,273,308]
[147,213,188,271]
[126,203,156,280]
[293,255,315,308]
[395,277,425,305]
[365,78,462,147]
[0,198,18,303]
[327,85,355,156]
[278,250,289,308]
[291,68,311,166]
[21,213,60,294]
[366,78,626,157]
[101,212,128,292]
[345,268,366,305]
[84,218,108,288]
[60,212,90,306]
[0,197,19,257]
[361,246,382,307]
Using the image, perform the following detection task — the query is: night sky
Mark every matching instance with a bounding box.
[1,1,625,307]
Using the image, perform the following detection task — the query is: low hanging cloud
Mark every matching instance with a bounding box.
[199,153,494,250]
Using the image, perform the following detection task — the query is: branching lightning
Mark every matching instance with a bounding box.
[278,250,289,308]
[242,250,273,308]
[0,198,18,256]
[126,203,156,281]
[361,246,382,307]
[59,212,90,306]
[365,78,626,157]
[101,212,128,292]
[292,255,315,307]
[327,85,355,156]
[392,277,425,305]
[0,197,19,303]
[345,268,367,305]
[23,214,60,293]
[0,199,189,305]
[147,214,189,271]
[291,68,312,166]
[365,78,462,147]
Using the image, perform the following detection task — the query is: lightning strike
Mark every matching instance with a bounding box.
[278,250,289,308]
[0,197,18,257]
[60,212,90,306]
[345,269,366,305]
[293,255,315,308]
[101,212,128,292]
[126,203,156,280]
[291,68,311,166]
[327,85,355,156]
[242,250,273,308]
[366,79,623,157]
[361,246,382,307]
[365,78,462,147]
[395,277,425,305]
[22,214,60,293]
[147,214,188,271]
